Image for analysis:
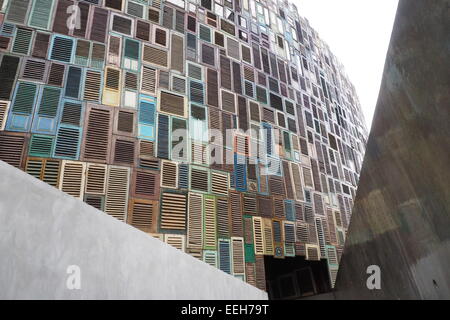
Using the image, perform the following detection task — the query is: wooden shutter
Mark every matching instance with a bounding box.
[136,20,151,41]
[231,237,245,276]
[303,166,314,188]
[102,67,121,106]
[6,0,31,24]
[132,169,159,200]
[158,91,186,117]
[255,255,266,291]
[25,157,60,187]
[12,27,33,55]
[64,66,82,98]
[21,58,47,81]
[160,191,187,230]
[47,63,65,87]
[139,140,158,169]
[201,43,215,66]
[232,61,242,94]
[143,44,168,68]
[28,0,54,30]
[252,217,264,255]
[263,218,274,255]
[211,171,228,196]
[170,33,184,73]
[72,1,90,38]
[216,196,230,237]
[85,163,107,195]
[305,244,320,261]
[83,70,102,102]
[164,234,186,252]
[82,105,112,163]
[219,55,232,90]
[161,160,178,188]
[190,167,209,192]
[32,32,50,59]
[59,160,86,199]
[188,192,203,249]
[105,165,130,221]
[50,36,74,63]
[218,238,231,274]
[203,250,217,268]
[53,125,81,159]
[89,7,108,43]
[113,136,136,166]
[60,100,82,127]
[28,135,54,157]
[0,132,26,168]
[156,114,169,159]
[230,191,243,237]
[203,195,216,249]
[206,68,219,107]
[128,199,157,233]
[0,100,10,130]
[52,0,71,34]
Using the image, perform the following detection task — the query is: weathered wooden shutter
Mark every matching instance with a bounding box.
[105,165,130,221]
[82,105,112,163]
[218,238,231,274]
[89,7,108,43]
[59,160,86,199]
[160,191,187,230]
[0,132,26,168]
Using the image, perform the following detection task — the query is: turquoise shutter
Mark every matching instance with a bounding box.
[28,0,54,30]
[138,95,156,140]
[28,134,55,157]
[12,28,33,55]
[32,86,62,133]
[6,81,38,131]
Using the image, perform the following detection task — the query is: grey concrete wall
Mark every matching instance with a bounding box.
[0,160,267,300]
[334,0,450,299]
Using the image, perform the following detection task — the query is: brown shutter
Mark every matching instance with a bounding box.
[160,191,187,230]
[132,169,159,200]
[161,160,178,189]
[230,191,243,237]
[188,192,203,249]
[170,33,184,73]
[128,199,158,233]
[113,136,136,166]
[219,55,232,90]
[90,7,108,43]
[59,160,86,199]
[82,105,112,163]
[206,68,219,108]
[0,132,26,169]
[143,44,168,68]
[52,0,72,35]
[232,61,242,94]
[216,197,230,237]
[85,163,107,195]
[105,165,130,221]
[136,20,151,41]
[237,95,248,131]
[32,32,50,59]
[158,91,186,117]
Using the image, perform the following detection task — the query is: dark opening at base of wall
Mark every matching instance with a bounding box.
[264,256,332,300]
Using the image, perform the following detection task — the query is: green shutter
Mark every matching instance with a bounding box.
[29,134,54,157]
[12,28,33,54]
[12,82,38,114]
[38,87,61,117]
[28,0,54,30]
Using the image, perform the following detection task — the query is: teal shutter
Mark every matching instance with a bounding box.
[12,28,33,55]
[138,95,156,140]
[28,0,54,30]
[29,134,54,157]
[50,36,74,63]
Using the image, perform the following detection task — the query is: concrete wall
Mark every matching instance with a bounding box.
[334,0,450,299]
[0,160,267,300]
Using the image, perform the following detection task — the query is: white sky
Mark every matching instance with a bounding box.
[293,0,399,129]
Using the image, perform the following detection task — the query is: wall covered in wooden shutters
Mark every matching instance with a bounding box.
[0,0,368,296]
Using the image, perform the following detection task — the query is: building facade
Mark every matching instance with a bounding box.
[0,0,367,298]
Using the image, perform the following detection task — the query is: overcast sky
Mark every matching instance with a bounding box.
[294,0,399,129]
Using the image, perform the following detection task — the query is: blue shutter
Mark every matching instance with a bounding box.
[178,164,189,189]
[53,125,81,159]
[50,36,74,63]
[157,114,169,159]
[32,86,62,134]
[6,81,38,131]
[138,95,156,140]
[218,239,231,274]
[234,153,247,192]
[285,200,295,221]
[65,66,82,99]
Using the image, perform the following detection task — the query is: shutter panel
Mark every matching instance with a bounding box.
[83,70,102,101]
[203,250,217,268]
[34,86,61,132]
[170,33,184,73]
[237,96,248,131]
[28,0,53,30]
[291,162,304,201]
[25,158,60,187]
[128,199,157,233]
[230,192,243,237]
[141,66,156,94]
[218,239,231,274]
[143,44,168,68]
[283,160,295,199]
[60,100,82,127]
[32,32,50,59]
[203,195,216,249]
[255,255,266,291]
[102,67,121,106]
[7,81,38,131]
[252,217,264,255]
[160,191,187,230]
[153,27,167,47]
[12,28,33,55]
[188,192,203,249]
[82,106,112,162]
[206,68,218,107]
[139,140,158,169]
[234,154,247,191]
[85,163,107,195]
[72,1,90,38]
[113,137,136,166]
[263,218,274,255]
[246,263,256,287]
[221,90,235,113]
[28,135,54,157]
[201,44,215,66]
[216,197,229,237]
[211,171,228,196]
[0,133,26,168]
[164,234,186,251]
[105,166,130,221]
[90,7,108,43]
[219,55,232,90]
[161,160,178,188]
[136,20,151,41]
[123,38,139,71]
[54,125,81,159]
[47,63,65,87]
[21,59,47,81]
[0,100,10,130]
[64,66,82,98]
[190,167,209,192]
[158,91,186,117]
[231,237,245,276]
[306,244,320,261]
[6,0,31,24]
[91,43,105,69]
[232,61,242,94]
[116,109,135,135]
[132,169,159,199]
[50,36,74,63]
[59,160,86,199]
[52,0,72,35]
[157,114,169,159]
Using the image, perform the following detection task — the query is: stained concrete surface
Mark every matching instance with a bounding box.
[333,0,450,299]
[0,160,267,300]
